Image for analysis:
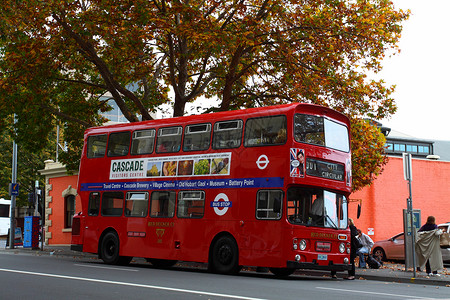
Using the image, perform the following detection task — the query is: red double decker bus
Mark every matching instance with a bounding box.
[71,103,352,276]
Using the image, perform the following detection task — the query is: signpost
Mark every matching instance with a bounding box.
[402,153,416,277]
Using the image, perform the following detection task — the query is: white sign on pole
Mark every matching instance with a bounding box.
[403,153,412,181]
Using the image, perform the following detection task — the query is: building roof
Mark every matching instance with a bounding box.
[433,140,450,161]
[384,127,450,162]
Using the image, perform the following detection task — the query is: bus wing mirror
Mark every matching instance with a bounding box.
[273,198,281,214]
[357,203,361,219]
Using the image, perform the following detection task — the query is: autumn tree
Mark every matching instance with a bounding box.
[0,0,409,189]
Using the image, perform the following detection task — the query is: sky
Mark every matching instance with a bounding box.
[379,0,450,141]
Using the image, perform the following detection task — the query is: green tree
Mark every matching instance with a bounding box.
[0,0,409,189]
[0,121,54,207]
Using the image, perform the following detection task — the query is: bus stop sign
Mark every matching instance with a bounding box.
[9,183,19,196]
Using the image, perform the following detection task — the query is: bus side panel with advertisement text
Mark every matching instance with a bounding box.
[71,103,352,275]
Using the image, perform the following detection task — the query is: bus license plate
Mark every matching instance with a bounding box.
[318,254,328,260]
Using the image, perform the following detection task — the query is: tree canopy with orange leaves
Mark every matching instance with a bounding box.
[0,0,409,190]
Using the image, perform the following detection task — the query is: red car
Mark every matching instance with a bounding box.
[372,233,405,261]
[372,230,450,262]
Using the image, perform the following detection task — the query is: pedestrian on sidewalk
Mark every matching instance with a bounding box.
[415,216,443,276]
[330,218,359,280]
[356,229,374,268]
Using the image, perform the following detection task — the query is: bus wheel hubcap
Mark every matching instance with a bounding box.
[218,245,232,264]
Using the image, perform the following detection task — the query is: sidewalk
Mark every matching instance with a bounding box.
[1,243,450,287]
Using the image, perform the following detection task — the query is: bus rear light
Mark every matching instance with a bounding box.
[339,242,345,253]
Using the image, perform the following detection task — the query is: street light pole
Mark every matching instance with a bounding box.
[9,137,18,249]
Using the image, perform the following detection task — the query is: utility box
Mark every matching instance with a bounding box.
[23,216,40,249]
[403,209,421,269]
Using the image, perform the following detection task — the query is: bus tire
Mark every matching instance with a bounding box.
[269,267,295,277]
[147,258,178,268]
[211,236,240,275]
[100,231,121,265]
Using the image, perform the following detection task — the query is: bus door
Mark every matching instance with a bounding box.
[242,189,284,266]
[172,190,206,262]
[146,191,177,259]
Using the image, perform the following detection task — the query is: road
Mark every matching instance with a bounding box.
[0,252,449,300]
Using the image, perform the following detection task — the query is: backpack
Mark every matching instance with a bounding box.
[366,254,381,269]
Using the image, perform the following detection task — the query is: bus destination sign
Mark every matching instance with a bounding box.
[305,158,345,181]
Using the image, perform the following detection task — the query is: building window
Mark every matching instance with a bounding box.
[394,144,405,152]
[65,195,76,228]
[406,145,418,153]
[385,143,393,151]
[418,145,430,154]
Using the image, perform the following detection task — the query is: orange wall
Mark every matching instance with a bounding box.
[47,175,81,245]
[350,157,450,242]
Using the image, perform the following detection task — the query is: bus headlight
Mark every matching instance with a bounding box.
[299,239,307,251]
[339,242,345,253]
[293,238,298,250]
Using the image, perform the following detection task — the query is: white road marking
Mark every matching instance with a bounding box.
[74,264,138,272]
[0,268,266,300]
[317,287,432,299]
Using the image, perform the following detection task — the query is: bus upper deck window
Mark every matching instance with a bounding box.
[87,134,107,158]
[244,115,287,147]
[294,114,349,152]
[156,127,182,153]
[183,123,211,151]
[212,120,243,149]
[131,129,155,155]
[107,131,131,157]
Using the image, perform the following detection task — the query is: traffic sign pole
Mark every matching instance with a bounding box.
[9,140,18,249]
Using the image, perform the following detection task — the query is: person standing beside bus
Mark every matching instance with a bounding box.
[331,218,358,279]
[346,218,358,280]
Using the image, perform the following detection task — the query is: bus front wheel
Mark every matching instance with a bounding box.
[100,231,132,265]
[211,236,240,275]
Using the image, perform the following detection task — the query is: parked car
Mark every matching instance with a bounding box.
[372,231,450,263]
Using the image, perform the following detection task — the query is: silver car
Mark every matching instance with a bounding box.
[372,230,450,262]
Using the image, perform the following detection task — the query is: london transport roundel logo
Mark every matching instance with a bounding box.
[213,193,230,216]
[256,155,269,170]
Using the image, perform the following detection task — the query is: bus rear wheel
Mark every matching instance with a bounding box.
[100,231,132,265]
[211,236,240,275]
